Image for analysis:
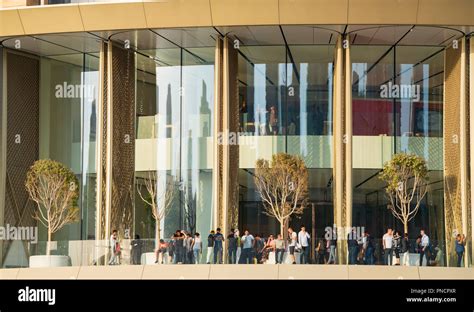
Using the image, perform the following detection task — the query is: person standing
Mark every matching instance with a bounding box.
[213,228,224,264]
[316,236,326,264]
[382,228,393,265]
[173,230,185,264]
[364,231,375,265]
[227,230,237,264]
[392,231,401,265]
[254,234,265,263]
[206,230,215,264]
[240,230,255,264]
[185,232,194,264]
[288,227,298,264]
[234,229,242,264]
[192,233,202,264]
[108,230,119,265]
[347,229,358,265]
[455,234,466,267]
[401,233,410,266]
[274,234,285,264]
[327,230,337,264]
[298,226,311,264]
[419,229,430,266]
[269,106,278,135]
[131,234,142,265]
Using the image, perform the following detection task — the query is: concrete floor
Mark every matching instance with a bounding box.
[0,264,472,280]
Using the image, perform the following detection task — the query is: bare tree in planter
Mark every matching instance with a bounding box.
[379,153,429,235]
[136,171,176,247]
[254,153,309,238]
[25,159,79,256]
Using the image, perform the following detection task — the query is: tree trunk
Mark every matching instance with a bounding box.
[155,219,161,250]
[403,221,408,236]
[47,229,52,256]
[280,222,284,240]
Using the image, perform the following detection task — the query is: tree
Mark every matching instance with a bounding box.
[179,185,196,235]
[379,153,429,235]
[25,159,79,256]
[254,153,309,238]
[136,171,176,247]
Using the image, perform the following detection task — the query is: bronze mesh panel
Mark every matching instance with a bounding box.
[216,38,224,229]
[110,44,135,235]
[227,39,239,230]
[99,43,108,240]
[341,49,349,264]
[3,51,39,261]
[444,46,463,266]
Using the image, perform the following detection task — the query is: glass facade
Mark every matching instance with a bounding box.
[130,30,215,263]
[0,25,472,268]
[235,27,335,242]
[351,39,445,264]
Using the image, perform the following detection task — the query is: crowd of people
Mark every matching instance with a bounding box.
[114,226,467,267]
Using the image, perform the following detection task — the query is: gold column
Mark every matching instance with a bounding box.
[333,35,346,264]
[104,42,136,264]
[332,34,352,264]
[212,36,239,263]
[444,38,468,267]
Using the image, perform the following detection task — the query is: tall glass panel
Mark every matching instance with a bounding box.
[35,51,99,264]
[351,46,395,244]
[238,45,286,236]
[286,45,334,240]
[394,46,445,261]
[81,54,100,240]
[351,44,445,265]
[181,48,214,238]
[133,32,215,264]
[39,55,84,247]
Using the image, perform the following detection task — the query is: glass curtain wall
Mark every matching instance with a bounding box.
[132,30,215,264]
[236,26,335,246]
[351,38,445,265]
[38,52,99,261]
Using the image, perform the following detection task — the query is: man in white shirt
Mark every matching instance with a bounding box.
[108,230,119,265]
[288,227,298,264]
[420,229,430,266]
[382,228,393,265]
[298,226,311,264]
[240,230,255,264]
